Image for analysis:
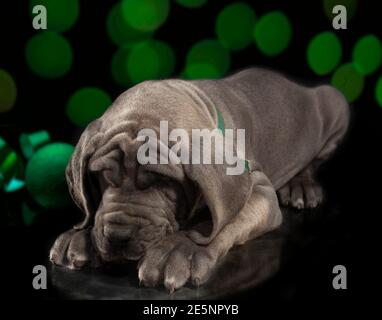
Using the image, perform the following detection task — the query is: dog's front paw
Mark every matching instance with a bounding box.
[138,233,217,292]
[50,228,100,269]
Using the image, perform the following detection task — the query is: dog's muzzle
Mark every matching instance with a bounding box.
[91,186,175,262]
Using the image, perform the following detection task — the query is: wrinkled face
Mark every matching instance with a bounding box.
[88,147,189,262]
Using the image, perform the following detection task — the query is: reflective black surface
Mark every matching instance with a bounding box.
[50,207,326,300]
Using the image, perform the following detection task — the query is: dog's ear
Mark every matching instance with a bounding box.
[183,161,255,245]
[66,120,103,230]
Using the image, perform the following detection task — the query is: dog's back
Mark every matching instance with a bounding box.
[191,68,350,188]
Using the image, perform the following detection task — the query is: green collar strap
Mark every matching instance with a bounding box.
[215,107,251,173]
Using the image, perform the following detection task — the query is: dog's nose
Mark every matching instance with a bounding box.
[103,224,138,242]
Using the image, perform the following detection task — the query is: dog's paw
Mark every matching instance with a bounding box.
[50,228,100,269]
[138,233,217,292]
[277,177,323,210]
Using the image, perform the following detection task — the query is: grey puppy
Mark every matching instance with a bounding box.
[50,68,349,292]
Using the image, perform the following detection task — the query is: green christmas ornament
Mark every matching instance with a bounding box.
[25,142,74,209]
[0,137,25,192]
[19,130,51,159]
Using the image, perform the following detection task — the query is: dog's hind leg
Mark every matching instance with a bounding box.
[278,122,348,210]
[278,85,350,210]
[277,165,323,209]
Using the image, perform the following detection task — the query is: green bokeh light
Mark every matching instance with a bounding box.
[122,0,169,32]
[331,63,364,103]
[175,0,207,8]
[352,35,382,76]
[30,0,79,33]
[25,32,73,78]
[216,2,256,51]
[183,64,220,79]
[323,0,358,20]
[307,31,342,75]
[376,76,382,108]
[185,39,230,79]
[0,69,17,113]
[107,2,152,47]
[66,87,112,127]
[253,11,292,56]
[127,40,175,84]
[25,143,74,209]
[111,46,131,87]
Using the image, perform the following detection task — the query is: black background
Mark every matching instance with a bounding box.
[0,0,380,308]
